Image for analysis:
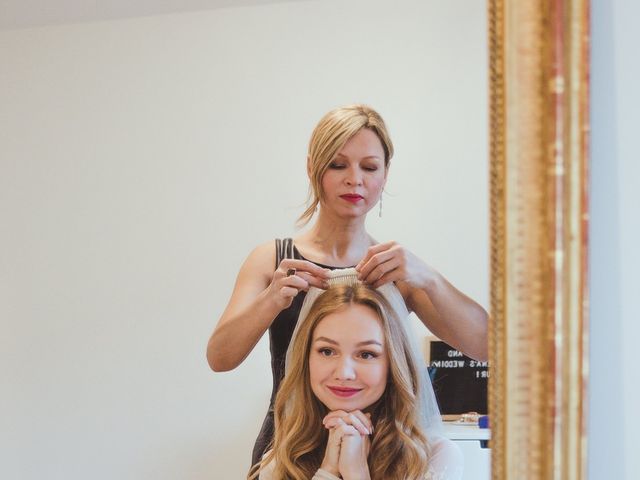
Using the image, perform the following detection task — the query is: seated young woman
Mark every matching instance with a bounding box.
[249,271,463,480]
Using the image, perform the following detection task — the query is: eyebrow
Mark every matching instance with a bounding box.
[335,153,382,161]
[313,336,383,347]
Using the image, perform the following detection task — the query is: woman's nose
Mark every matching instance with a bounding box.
[344,167,363,186]
[334,357,356,380]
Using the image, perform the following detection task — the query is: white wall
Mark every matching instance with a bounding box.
[0,1,487,478]
[589,1,640,479]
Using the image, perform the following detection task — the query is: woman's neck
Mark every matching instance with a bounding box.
[295,212,373,267]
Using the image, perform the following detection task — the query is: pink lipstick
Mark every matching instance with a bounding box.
[328,386,362,397]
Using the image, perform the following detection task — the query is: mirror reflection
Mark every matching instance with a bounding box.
[0,0,488,479]
[206,1,489,478]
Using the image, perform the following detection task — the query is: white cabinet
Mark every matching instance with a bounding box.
[443,423,491,480]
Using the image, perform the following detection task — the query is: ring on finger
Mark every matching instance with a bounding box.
[286,268,297,277]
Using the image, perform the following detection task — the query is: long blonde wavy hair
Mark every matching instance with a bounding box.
[297,104,394,227]
[248,284,430,479]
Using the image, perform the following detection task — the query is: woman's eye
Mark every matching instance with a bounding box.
[319,348,334,357]
[363,166,378,172]
[329,163,346,169]
[360,351,378,360]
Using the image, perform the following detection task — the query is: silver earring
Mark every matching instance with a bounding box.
[379,196,383,217]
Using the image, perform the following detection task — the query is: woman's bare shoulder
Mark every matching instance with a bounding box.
[248,240,277,263]
[238,240,277,282]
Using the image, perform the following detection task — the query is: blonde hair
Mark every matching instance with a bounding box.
[298,104,394,226]
[249,284,430,480]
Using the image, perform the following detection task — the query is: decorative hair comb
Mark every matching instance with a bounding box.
[326,267,361,287]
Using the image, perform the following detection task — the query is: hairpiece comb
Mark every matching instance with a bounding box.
[326,267,361,287]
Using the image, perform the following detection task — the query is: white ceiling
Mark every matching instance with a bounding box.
[0,0,304,30]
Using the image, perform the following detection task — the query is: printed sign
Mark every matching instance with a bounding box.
[427,340,488,415]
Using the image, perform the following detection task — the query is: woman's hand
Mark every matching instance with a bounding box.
[322,410,373,436]
[320,420,357,477]
[321,411,372,479]
[338,431,371,480]
[355,241,432,289]
[265,259,330,310]
[354,242,489,361]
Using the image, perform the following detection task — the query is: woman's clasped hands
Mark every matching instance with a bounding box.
[320,410,373,480]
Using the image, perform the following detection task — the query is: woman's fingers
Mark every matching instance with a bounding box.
[296,271,328,290]
[320,427,343,476]
[355,241,396,271]
[355,241,395,270]
[322,424,359,456]
[350,410,373,433]
[335,424,360,437]
[322,415,370,476]
[356,243,399,282]
[279,286,299,299]
[338,432,369,474]
[269,260,330,309]
[371,272,401,289]
[280,272,310,291]
[323,417,345,430]
[277,259,330,289]
[278,259,331,279]
[362,256,403,286]
[323,410,373,435]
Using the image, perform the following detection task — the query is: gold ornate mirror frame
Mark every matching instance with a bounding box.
[488,1,590,479]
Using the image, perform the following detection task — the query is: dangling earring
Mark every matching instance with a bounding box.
[379,195,383,217]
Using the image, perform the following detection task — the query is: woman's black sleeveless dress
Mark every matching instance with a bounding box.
[251,238,342,466]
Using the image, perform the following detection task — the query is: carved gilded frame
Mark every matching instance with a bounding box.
[488,1,590,479]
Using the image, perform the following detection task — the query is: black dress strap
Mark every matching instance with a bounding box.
[275,237,295,268]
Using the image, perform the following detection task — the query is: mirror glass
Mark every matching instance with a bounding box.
[210,0,489,477]
[0,0,487,478]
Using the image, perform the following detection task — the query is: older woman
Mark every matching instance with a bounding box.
[207,104,488,465]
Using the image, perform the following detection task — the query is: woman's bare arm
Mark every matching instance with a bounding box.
[402,275,488,361]
[207,242,329,372]
[356,241,488,361]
